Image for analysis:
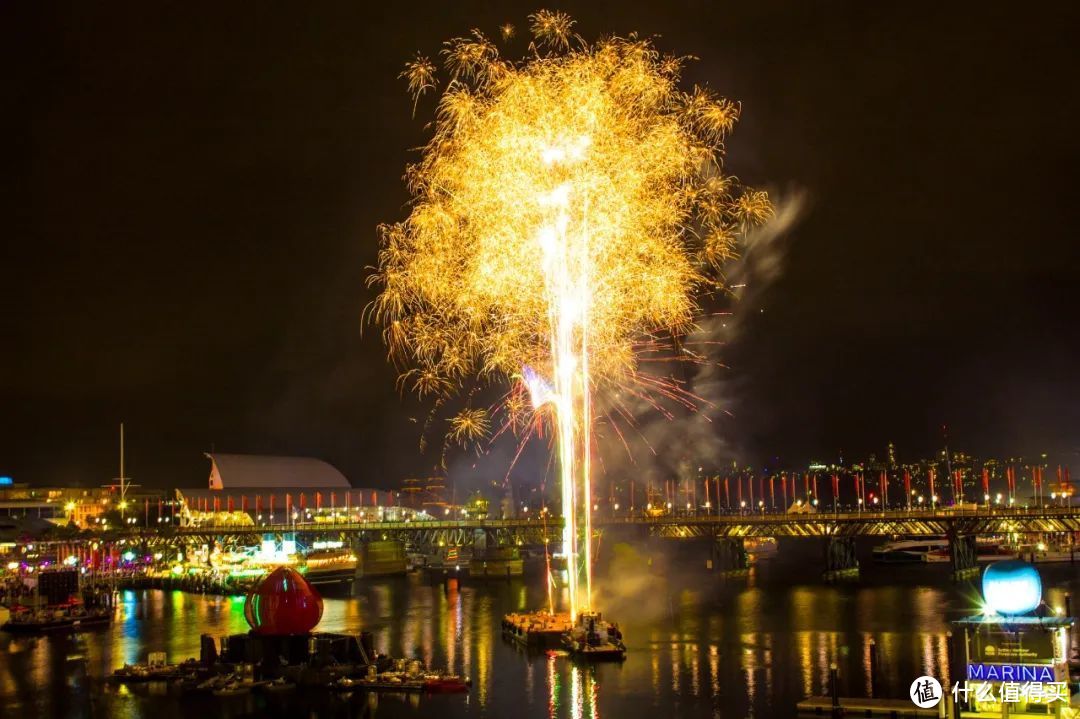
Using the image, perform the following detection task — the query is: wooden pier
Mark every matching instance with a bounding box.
[797,696,940,717]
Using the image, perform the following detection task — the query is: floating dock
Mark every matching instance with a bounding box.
[797,696,938,717]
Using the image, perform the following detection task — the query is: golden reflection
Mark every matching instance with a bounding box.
[709,644,720,696]
[475,593,492,707]
[669,631,680,694]
[571,660,582,719]
[742,632,758,702]
[564,663,600,719]
[796,630,813,696]
[861,633,874,697]
[547,652,560,719]
[937,633,951,686]
[689,640,700,697]
[650,643,661,697]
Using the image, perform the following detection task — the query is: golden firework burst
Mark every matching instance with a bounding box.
[372,10,771,617]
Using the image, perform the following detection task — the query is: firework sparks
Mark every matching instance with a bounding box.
[448,408,491,447]
[372,10,771,618]
[401,54,437,114]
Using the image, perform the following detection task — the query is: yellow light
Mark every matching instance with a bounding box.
[118,500,129,510]
[376,14,769,620]
[64,501,77,513]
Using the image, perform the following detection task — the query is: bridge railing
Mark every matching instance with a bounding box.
[600,505,1080,524]
[167,516,565,534]
[148,505,1080,534]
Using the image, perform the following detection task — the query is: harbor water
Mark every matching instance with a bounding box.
[2,539,1078,718]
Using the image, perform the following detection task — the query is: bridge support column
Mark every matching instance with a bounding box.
[823,537,859,581]
[357,539,407,578]
[950,534,978,580]
[712,538,749,577]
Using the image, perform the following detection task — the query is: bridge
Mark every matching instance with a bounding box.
[125,506,1079,578]
[146,505,1080,540]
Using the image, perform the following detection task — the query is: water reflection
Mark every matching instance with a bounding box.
[3,546,1079,718]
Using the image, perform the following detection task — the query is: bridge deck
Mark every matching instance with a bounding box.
[147,506,1080,540]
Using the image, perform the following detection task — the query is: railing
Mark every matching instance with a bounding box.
[146,505,1080,535]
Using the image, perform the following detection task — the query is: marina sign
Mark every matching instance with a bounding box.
[967,663,1057,683]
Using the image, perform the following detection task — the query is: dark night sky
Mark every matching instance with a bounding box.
[3,1,1078,490]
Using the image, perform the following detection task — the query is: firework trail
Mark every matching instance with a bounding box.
[370,9,771,617]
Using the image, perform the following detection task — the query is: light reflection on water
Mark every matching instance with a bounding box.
[2,541,1079,718]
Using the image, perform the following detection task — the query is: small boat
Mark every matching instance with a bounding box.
[197,674,234,693]
[744,536,779,560]
[924,537,1015,561]
[110,654,201,683]
[212,680,251,697]
[0,567,114,634]
[302,549,359,585]
[260,677,296,693]
[1011,542,1079,564]
[331,676,361,691]
[1,604,113,633]
[423,674,471,693]
[872,538,949,563]
[561,611,626,662]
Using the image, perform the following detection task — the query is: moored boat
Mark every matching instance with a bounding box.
[1,567,114,634]
[1010,541,1079,564]
[872,538,948,563]
[2,602,113,633]
[422,673,470,693]
[561,611,626,661]
[110,654,201,682]
[302,549,359,585]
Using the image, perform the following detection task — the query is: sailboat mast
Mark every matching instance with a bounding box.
[120,422,125,503]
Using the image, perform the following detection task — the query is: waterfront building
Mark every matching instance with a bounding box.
[176,453,402,527]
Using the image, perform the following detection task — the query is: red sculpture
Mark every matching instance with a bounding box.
[244,566,323,635]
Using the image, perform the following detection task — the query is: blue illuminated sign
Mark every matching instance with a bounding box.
[967,663,1055,682]
[0,477,11,486]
